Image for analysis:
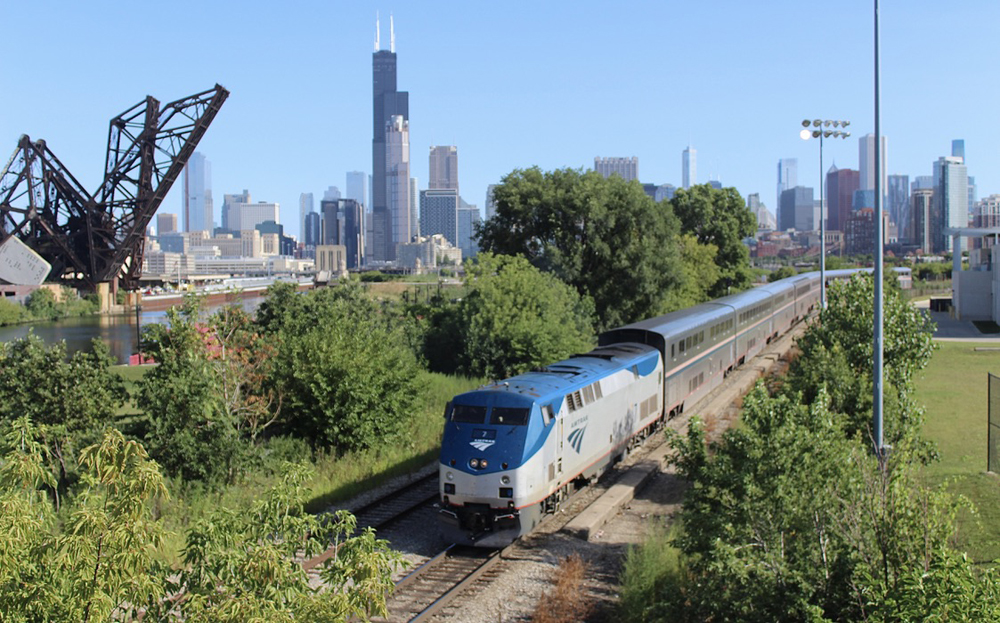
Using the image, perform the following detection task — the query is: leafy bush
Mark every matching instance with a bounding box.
[263,282,422,453]
[422,254,594,379]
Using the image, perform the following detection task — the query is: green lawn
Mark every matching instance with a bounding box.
[915,341,1000,564]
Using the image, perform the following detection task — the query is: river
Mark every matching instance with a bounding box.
[0,296,266,364]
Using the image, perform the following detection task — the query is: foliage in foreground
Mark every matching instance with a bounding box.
[0,334,127,505]
[0,418,403,622]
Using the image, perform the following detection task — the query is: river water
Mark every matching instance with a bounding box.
[0,296,265,364]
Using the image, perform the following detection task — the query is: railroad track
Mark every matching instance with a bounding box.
[375,544,507,622]
[304,471,439,571]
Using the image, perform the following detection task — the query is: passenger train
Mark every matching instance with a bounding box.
[438,269,861,547]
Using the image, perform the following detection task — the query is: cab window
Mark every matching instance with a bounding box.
[490,407,530,425]
[451,404,487,423]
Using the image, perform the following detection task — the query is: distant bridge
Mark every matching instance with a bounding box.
[0,85,228,291]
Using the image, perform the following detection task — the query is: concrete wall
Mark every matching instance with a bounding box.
[954,270,993,320]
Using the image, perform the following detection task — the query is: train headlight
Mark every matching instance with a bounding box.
[501,476,510,485]
[469,458,479,468]
[480,459,488,468]
[446,472,454,481]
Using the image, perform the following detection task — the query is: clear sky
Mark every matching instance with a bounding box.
[2,1,997,239]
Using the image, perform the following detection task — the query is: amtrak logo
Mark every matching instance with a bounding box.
[567,427,587,453]
[470,439,495,452]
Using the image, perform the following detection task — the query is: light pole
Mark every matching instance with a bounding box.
[800,119,850,309]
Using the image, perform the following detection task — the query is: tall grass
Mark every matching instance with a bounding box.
[618,523,686,622]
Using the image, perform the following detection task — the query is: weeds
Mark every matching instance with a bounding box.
[532,554,592,623]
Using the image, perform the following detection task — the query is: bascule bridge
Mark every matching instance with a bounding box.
[0,85,228,307]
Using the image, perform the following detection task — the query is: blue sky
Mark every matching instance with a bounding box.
[2,1,997,239]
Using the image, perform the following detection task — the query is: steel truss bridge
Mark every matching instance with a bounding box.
[0,85,228,291]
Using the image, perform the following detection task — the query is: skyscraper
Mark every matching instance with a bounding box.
[776,158,798,226]
[299,193,314,242]
[594,157,638,181]
[429,146,459,191]
[420,189,460,246]
[346,171,367,210]
[682,147,696,189]
[372,14,409,262]
[933,156,968,253]
[952,139,965,161]
[887,174,910,241]
[156,213,178,236]
[826,164,859,233]
[858,133,888,196]
[385,114,411,259]
[485,185,497,221]
[779,186,814,232]
[183,152,213,232]
[221,189,251,233]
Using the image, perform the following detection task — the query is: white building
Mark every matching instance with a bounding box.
[682,147,696,189]
[397,234,461,271]
[594,156,638,182]
[229,202,279,233]
[386,115,411,260]
[858,133,888,196]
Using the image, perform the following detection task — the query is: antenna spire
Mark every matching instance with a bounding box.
[375,12,380,51]
[390,13,395,53]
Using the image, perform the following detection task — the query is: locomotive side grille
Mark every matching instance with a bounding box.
[566,393,577,412]
[593,382,603,399]
[582,385,595,404]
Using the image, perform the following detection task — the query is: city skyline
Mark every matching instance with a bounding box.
[2,1,998,240]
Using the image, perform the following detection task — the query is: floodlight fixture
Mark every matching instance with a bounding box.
[796,117,851,311]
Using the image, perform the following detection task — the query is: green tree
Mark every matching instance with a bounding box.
[138,304,246,483]
[0,421,404,623]
[477,167,684,331]
[431,253,594,379]
[785,272,936,440]
[0,298,26,326]
[268,283,421,452]
[25,287,58,320]
[0,334,127,505]
[669,184,757,297]
[659,234,720,312]
[0,419,167,622]
[769,265,798,282]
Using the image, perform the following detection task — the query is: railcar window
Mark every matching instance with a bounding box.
[452,405,487,423]
[490,407,530,425]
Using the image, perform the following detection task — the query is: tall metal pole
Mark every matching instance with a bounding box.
[873,0,885,462]
[819,134,826,309]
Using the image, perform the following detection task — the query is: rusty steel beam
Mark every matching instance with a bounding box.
[0,84,228,290]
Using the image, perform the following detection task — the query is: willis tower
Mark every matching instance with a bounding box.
[372,14,409,262]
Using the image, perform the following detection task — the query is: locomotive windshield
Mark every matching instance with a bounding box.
[490,407,530,425]
[451,405,487,423]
